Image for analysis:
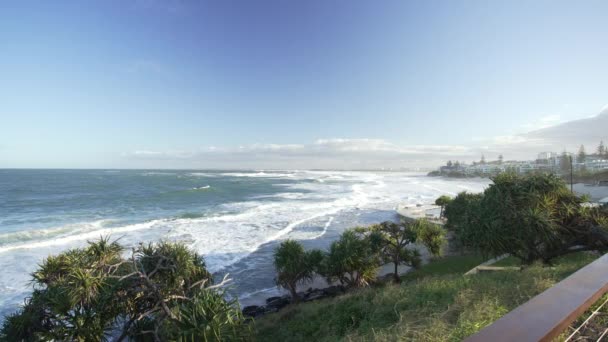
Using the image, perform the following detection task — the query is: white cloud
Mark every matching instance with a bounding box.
[123,107,608,169]
[124,139,477,169]
[520,114,562,131]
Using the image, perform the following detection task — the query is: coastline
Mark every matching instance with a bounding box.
[238,253,430,309]
[216,208,406,308]
[236,205,439,311]
[0,171,492,318]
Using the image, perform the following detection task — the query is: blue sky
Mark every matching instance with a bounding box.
[1,0,607,169]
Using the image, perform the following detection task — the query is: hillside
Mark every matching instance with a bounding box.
[255,253,599,341]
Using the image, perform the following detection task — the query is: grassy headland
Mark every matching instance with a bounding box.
[255,252,599,341]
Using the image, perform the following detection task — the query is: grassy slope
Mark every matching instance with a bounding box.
[255,253,599,342]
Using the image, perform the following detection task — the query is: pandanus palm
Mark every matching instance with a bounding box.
[273,240,323,302]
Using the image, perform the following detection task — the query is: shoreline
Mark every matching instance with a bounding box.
[239,254,432,317]
[0,172,492,319]
[238,258,428,309]
[237,199,448,314]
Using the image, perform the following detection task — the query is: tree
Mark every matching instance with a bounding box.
[364,222,421,283]
[434,195,452,218]
[321,229,379,287]
[578,145,587,164]
[447,160,453,168]
[412,219,447,257]
[172,288,251,341]
[273,240,323,303]
[560,151,571,173]
[480,155,486,164]
[597,140,608,157]
[357,220,446,283]
[444,173,608,265]
[454,161,461,168]
[498,154,504,164]
[443,192,483,250]
[0,238,252,342]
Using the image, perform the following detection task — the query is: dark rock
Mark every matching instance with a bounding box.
[303,288,326,302]
[263,306,279,314]
[266,296,291,310]
[323,285,345,296]
[242,305,263,317]
[265,296,282,304]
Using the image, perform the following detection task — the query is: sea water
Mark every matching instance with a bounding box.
[0,169,490,316]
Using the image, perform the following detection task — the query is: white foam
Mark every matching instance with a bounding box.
[193,185,211,190]
[308,216,334,240]
[188,172,220,177]
[0,171,492,314]
[141,172,176,176]
[219,171,296,178]
[0,220,160,254]
[250,192,307,200]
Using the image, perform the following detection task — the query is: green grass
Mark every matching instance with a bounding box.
[491,256,521,267]
[254,252,599,342]
[401,255,485,281]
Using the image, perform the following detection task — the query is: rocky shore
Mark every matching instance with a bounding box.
[242,285,347,317]
[241,259,426,318]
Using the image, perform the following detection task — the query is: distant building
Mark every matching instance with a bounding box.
[537,152,557,161]
[435,151,608,177]
[464,163,506,175]
[584,157,608,172]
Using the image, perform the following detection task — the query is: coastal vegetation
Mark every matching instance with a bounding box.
[0,238,251,342]
[444,173,608,264]
[256,252,599,341]
[411,219,447,257]
[434,195,452,218]
[3,173,607,341]
[361,222,421,283]
[322,229,381,288]
[273,220,447,288]
[258,173,608,340]
[274,240,323,302]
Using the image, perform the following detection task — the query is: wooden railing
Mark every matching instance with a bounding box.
[465,253,608,342]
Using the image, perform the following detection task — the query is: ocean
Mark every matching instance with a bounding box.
[0,169,490,317]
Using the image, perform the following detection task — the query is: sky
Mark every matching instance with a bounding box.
[1,0,607,169]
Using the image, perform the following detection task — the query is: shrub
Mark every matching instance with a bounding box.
[360,220,446,283]
[364,221,421,283]
[444,192,483,250]
[0,237,252,342]
[445,173,608,264]
[434,195,453,218]
[322,229,380,288]
[273,240,324,302]
[412,218,446,257]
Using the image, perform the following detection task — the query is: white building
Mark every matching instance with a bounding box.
[537,152,557,161]
[584,158,608,172]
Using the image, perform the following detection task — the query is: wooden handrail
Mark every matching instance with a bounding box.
[465,253,608,342]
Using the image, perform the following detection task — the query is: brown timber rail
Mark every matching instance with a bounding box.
[465,253,608,342]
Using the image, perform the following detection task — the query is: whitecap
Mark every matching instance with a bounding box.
[192,185,211,190]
